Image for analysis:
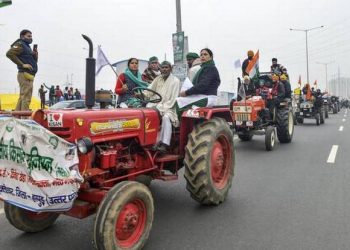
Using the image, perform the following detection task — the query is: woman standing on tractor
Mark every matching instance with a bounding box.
[115,58,148,108]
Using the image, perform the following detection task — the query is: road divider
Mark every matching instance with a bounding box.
[339,126,344,131]
[327,145,339,164]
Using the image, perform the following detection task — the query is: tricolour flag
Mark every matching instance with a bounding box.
[234,59,241,69]
[96,46,110,76]
[0,0,12,8]
[245,50,259,79]
[298,75,301,86]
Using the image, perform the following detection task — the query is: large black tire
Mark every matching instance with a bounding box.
[4,202,59,233]
[93,181,154,250]
[184,117,234,205]
[134,175,152,187]
[238,133,253,141]
[320,108,325,124]
[276,108,294,143]
[265,126,276,151]
[315,113,320,126]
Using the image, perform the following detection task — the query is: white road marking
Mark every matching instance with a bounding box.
[0,208,4,215]
[342,118,346,122]
[339,126,344,131]
[344,114,347,117]
[327,145,339,164]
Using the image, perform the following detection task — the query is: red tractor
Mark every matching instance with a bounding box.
[231,74,294,151]
[1,36,235,250]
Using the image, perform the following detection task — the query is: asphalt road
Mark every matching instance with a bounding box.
[0,109,349,250]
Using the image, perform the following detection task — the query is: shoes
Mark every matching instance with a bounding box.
[157,143,170,154]
[151,142,170,154]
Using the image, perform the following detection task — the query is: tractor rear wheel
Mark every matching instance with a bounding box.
[238,132,253,141]
[325,107,329,118]
[276,108,294,143]
[4,203,59,233]
[93,181,153,250]
[184,117,234,205]
[265,126,276,151]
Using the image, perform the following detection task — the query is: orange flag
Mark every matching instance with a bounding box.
[314,80,317,87]
[298,75,301,86]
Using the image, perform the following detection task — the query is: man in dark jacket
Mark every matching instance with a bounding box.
[6,29,38,111]
[38,84,47,109]
[270,58,286,75]
[242,50,254,77]
[280,74,291,98]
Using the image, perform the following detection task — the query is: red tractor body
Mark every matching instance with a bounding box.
[232,97,266,128]
[1,35,236,250]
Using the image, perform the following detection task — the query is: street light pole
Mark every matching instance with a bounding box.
[176,0,182,32]
[316,61,334,92]
[290,26,324,84]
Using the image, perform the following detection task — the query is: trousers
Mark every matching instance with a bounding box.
[16,72,33,111]
[159,115,172,146]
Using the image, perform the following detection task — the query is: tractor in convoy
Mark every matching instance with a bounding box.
[231,73,294,151]
[1,36,235,250]
[329,95,340,114]
[295,91,325,126]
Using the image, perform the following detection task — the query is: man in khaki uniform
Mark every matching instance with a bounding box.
[6,29,38,111]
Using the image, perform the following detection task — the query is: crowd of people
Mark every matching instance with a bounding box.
[239,51,292,104]
[114,48,220,152]
[39,84,82,107]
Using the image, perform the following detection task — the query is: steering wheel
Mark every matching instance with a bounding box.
[132,87,162,106]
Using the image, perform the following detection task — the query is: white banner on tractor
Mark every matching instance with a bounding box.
[0,116,82,212]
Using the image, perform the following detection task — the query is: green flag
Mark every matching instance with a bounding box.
[0,0,12,8]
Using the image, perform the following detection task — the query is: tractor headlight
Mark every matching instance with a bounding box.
[77,137,93,154]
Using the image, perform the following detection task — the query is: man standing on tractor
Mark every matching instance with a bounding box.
[242,50,254,77]
[271,58,286,75]
[145,61,180,153]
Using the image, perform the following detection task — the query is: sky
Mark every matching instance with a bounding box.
[0,0,350,96]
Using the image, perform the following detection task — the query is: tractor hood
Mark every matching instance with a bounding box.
[33,108,160,146]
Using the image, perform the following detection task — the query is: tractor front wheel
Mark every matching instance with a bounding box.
[265,126,276,151]
[4,203,59,233]
[93,181,154,250]
[315,113,320,126]
[184,117,234,205]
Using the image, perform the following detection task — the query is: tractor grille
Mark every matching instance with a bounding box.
[235,113,251,121]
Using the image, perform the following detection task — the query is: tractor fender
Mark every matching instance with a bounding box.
[179,107,233,156]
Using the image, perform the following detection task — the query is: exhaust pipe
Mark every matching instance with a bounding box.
[82,34,95,109]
